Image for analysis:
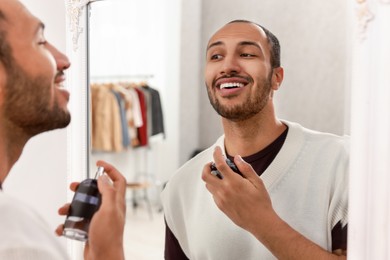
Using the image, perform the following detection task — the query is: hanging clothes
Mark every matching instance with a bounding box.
[90,81,165,152]
[124,86,143,147]
[142,84,165,138]
[91,83,123,152]
[111,89,130,148]
[133,87,148,147]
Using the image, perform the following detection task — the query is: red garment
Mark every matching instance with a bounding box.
[134,88,148,147]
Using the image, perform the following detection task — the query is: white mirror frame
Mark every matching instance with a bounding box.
[65,0,90,258]
[65,0,89,181]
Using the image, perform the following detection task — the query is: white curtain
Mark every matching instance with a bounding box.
[348,0,390,258]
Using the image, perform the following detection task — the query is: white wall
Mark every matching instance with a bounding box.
[4,0,68,245]
[177,0,202,164]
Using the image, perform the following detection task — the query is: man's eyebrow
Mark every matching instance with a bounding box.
[207,40,263,52]
[207,41,223,51]
[239,41,262,50]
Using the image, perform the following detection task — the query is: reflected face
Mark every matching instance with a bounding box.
[205,22,277,121]
[0,0,71,136]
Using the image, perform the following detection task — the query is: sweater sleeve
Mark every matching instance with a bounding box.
[329,136,349,252]
[331,222,347,251]
[164,219,189,260]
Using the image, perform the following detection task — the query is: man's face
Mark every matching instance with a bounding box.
[0,0,71,136]
[205,22,278,121]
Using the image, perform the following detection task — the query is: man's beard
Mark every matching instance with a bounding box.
[207,72,273,122]
[3,59,71,137]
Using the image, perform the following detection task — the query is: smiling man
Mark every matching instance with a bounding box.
[0,1,126,259]
[161,20,349,259]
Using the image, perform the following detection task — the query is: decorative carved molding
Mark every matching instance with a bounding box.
[356,0,390,40]
[66,0,91,51]
[66,0,105,51]
[66,0,84,51]
[355,0,374,40]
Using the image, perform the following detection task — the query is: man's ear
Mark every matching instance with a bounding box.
[272,67,284,90]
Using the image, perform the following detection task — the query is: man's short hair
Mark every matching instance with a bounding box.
[228,20,281,68]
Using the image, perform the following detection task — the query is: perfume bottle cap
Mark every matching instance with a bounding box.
[94,166,105,179]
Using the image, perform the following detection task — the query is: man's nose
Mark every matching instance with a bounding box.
[47,43,71,71]
[220,55,240,75]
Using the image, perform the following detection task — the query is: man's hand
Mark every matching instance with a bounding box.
[202,146,346,260]
[56,160,127,260]
[202,146,274,232]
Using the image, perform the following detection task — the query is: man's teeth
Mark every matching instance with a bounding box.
[220,82,245,89]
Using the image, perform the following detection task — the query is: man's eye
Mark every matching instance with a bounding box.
[210,54,222,60]
[37,33,47,45]
[241,53,255,57]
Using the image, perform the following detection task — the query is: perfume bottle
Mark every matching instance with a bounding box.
[210,158,242,179]
[62,166,104,241]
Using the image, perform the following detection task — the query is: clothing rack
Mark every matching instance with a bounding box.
[90,77,164,219]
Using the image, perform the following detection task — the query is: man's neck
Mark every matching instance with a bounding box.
[222,114,286,157]
[0,124,29,186]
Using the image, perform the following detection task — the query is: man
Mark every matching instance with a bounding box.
[0,0,126,259]
[161,20,348,259]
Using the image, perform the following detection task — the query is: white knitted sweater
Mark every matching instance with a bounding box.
[0,192,69,259]
[162,121,349,259]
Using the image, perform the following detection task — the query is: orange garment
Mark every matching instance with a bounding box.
[91,84,123,152]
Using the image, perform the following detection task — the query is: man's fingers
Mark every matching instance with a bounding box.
[234,155,256,178]
[96,160,127,195]
[58,203,70,216]
[234,155,263,187]
[69,182,79,192]
[55,224,64,236]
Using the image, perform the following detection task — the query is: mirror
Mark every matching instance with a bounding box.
[86,0,350,258]
[87,0,175,256]
[87,0,178,188]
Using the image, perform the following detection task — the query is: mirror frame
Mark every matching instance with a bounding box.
[65,0,89,181]
[65,0,91,258]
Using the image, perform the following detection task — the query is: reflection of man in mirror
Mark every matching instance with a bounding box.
[162,20,348,259]
[0,0,126,259]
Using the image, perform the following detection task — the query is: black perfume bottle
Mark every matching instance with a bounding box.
[210,158,242,179]
[63,166,104,241]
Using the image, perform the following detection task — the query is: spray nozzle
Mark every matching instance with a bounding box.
[94,166,105,179]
